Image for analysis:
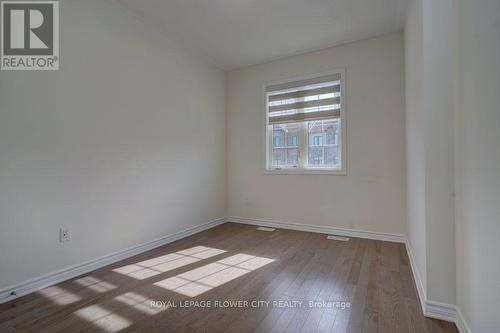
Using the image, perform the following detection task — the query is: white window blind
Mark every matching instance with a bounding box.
[266,73,342,124]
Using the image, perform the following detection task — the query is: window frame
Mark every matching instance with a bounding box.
[263,70,347,175]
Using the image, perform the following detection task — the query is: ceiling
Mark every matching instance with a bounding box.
[118,0,407,70]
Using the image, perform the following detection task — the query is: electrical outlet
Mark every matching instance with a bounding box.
[60,227,71,243]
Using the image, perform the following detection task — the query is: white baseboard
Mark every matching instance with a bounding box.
[456,308,472,333]
[0,217,226,304]
[425,299,458,323]
[404,240,427,314]
[405,240,471,333]
[227,216,406,243]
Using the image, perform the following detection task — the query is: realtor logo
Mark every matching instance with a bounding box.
[1,1,59,70]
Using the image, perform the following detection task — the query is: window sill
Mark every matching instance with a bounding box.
[264,168,346,175]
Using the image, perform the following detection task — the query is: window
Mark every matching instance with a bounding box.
[265,71,346,173]
[273,132,281,147]
[271,123,299,167]
[333,128,339,145]
[311,135,323,146]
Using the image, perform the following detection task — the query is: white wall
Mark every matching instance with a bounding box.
[404,0,427,292]
[405,0,456,306]
[421,0,456,305]
[406,0,500,329]
[0,0,226,290]
[455,0,500,331]
[226,33,406,236]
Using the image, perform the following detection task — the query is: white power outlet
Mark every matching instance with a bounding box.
[60,227,71,243]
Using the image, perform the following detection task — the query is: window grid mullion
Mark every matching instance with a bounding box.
[299,121,308,168]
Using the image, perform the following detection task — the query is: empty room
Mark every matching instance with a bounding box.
[0,0,498,332]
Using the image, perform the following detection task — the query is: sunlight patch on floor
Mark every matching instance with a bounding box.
[39,276,117,305]
[154,253,275,297]
[38,286,82,305]
[74,305,131,332]
[112,246,226,280]
[114,292,167,315]
[74,276,117,293]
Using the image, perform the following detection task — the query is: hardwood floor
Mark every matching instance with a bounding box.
[0,223,458,333]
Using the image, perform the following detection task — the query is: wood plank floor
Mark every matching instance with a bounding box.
[0,223,458,333]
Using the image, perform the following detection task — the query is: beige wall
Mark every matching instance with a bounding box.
[226,33,406,235]
[0,0,226,290]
